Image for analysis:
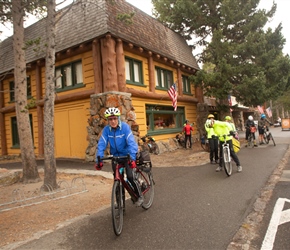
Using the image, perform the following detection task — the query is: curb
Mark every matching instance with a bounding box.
[227,144,290,249]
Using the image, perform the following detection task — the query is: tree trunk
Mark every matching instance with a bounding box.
[43,0,57,189]
[12,1,40,183]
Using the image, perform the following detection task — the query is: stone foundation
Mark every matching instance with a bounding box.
[85,91,183,162]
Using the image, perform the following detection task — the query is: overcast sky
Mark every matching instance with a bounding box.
[1,0,289,55]
[126,0,290,55]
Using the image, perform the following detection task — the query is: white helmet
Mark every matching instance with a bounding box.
[104,107,121,118]
[248,115,253,121]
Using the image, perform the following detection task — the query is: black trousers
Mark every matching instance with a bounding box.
[208,137,219,161]
[184,134,192,148]
[112,160,142,197]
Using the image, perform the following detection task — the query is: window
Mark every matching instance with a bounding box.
[11,114,33,148]
[55,60,83,90]
[9,76,32,102]
[125,57,143,85]
[182,75,191,94]
[155,67,173,89]
[146,105,185,135]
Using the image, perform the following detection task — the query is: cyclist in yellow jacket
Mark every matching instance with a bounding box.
[205,114,219,164]
[210,119,242,173]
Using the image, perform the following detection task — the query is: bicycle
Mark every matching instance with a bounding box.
[220,134,232,176]
[247,126,256,148]
[200,134,210,152]
[98,154,154,236]
[141,134,160,155]
[263,126,276,146]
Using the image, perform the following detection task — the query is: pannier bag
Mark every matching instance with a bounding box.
[136,150,151,165]
[250,126,256,133]
[232,137,240,153]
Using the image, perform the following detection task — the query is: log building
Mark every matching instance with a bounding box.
[0,0,202,159]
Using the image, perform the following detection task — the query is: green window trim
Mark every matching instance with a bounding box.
[11,114,34,148]
[55,60,84,91]
[155,67,173,90]
[125,57,144,86]
[145,105,185,135]
[9,76,32,102]
[182,75,192,95]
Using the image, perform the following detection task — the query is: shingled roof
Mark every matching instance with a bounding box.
[0,0,199,74]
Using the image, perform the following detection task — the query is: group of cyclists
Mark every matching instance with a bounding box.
[204,113,273,174]
[245,114,272,146]
[94,106,273,208]
[204,114,242,173]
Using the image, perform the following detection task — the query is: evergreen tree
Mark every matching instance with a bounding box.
[152,0,290,107]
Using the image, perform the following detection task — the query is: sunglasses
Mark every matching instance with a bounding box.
[108,117,118,121]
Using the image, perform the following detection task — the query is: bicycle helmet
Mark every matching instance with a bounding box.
[104,107,121,118]
[261,114,266,119]
[208,114,214,119]
[225,116,231,121]
[248,115,253,121]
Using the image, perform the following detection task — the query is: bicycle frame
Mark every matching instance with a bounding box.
[115,162,152,201]
[98,154,154,236]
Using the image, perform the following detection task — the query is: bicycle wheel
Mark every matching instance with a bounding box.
[139,168,154,210]
[263,133,269,144]
[111,180,124,236]
[223,147,232,176]
[248,135,254,148]
[269,133,276,146]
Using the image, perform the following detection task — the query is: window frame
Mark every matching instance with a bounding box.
[55,60,84,92]
[9,76,32,102]
[182,75,192,95]
[125,57,144,86]
[155,67,173,90]
[11,114,33,148]
[145,105,185,135]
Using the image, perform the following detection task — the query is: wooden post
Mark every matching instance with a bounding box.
[101,35,118,92]
[92,39,103,94]
[116,39,126,92]
[177,67,182,97]
[148,52,155,93]
[36,64,44,157]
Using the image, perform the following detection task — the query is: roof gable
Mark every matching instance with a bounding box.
[0,0,199,74]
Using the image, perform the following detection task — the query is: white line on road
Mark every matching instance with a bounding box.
[261,198,290,250]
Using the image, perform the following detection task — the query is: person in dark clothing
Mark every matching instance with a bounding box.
[183,120,194,149]
[245,115,258,147]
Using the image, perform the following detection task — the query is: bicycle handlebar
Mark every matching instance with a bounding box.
[98,154,131,163]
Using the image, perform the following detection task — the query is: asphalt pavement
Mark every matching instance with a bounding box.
[2,126,290,249]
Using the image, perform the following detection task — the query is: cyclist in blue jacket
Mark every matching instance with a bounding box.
[95,107,143,206]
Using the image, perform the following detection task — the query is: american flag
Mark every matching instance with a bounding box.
[266,107,272,118]
[257,105,264,114]
[168,83,177,111]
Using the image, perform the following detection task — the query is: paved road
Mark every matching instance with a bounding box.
[4,127,290,250]
[249,127,290,250]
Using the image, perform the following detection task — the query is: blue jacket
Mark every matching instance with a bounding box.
[96,122,138,161]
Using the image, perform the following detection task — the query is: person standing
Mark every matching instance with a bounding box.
[183,120,194,149]
[95,107,143,206]
[205,114,219,164]
[210,119,242,173]
[224,116,239,140]
[258,114,272,145]
[245,115,258,147]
